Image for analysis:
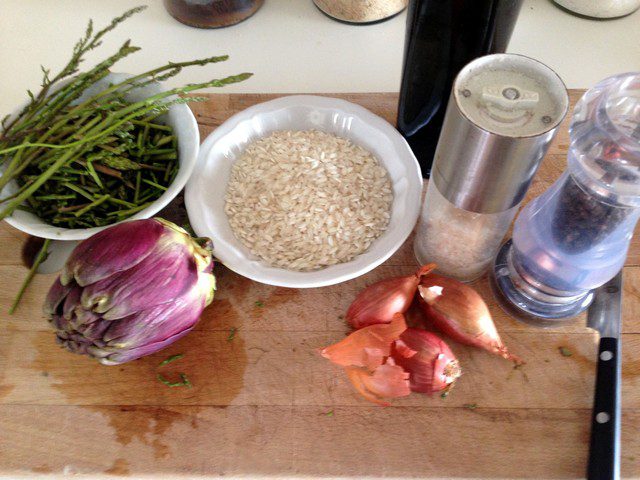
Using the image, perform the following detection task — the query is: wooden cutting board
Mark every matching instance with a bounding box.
[1,92,639,479]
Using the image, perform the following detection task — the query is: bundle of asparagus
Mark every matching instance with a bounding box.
[0,6,251,228]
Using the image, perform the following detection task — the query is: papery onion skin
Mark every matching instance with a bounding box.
[45,218,216,365]
[392,328,461,394]
[417,275,523,364]
[321,313,412,406]
[320,313,407,370]
[345,358,411,407]
[346,263,436,329]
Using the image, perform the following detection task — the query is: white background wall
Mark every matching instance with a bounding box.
[1,0,639,116]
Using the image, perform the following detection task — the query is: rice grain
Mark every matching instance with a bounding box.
[224,130,393,271]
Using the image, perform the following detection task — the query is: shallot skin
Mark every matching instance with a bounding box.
[320,313,406,370]
[346,264,436,329]
[345,359,411,407]
[321,313,413,406]
[417,275,523,364]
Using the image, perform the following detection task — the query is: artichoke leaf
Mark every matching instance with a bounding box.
[80,240,198,320]
[61,219,166,287]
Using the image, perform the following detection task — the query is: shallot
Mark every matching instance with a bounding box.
[392,328,461,394]
[320,312,462,405]
[417,274,523,364]
[346,263,436,329]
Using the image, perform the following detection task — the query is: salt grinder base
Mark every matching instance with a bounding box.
[490,240,595,327]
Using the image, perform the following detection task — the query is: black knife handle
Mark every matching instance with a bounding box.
[587,337,621,480]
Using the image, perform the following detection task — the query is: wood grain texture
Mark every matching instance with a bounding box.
[4,404,639,479]
[1,91,639,479]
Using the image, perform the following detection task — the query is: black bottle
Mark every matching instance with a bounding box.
[397,0,523,177]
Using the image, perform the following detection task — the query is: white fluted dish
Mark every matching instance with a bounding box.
[185,95,423,288]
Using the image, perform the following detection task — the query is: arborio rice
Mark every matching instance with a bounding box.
[224,130,393,271]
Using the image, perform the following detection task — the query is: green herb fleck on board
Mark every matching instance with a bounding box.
[463,403,478,410]
[158,353,183,367]
[156,353,191,388]
[157,372,192,388]
[325,409,334,417]
[254,300,264,307]
[227,327,237,342]
[559,346,573,357]
[440,391,449,399]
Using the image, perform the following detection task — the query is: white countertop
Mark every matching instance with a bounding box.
[1,0,639,117]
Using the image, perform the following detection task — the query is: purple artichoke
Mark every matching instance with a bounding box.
[44,218,216,365]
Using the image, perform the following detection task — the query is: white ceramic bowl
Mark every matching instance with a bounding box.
[1,73,199,240]
[185,95,423,288]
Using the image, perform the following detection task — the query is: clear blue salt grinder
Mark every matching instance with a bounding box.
[491,72,640,325]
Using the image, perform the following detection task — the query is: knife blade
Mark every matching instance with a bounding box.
[586,271,622,480]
